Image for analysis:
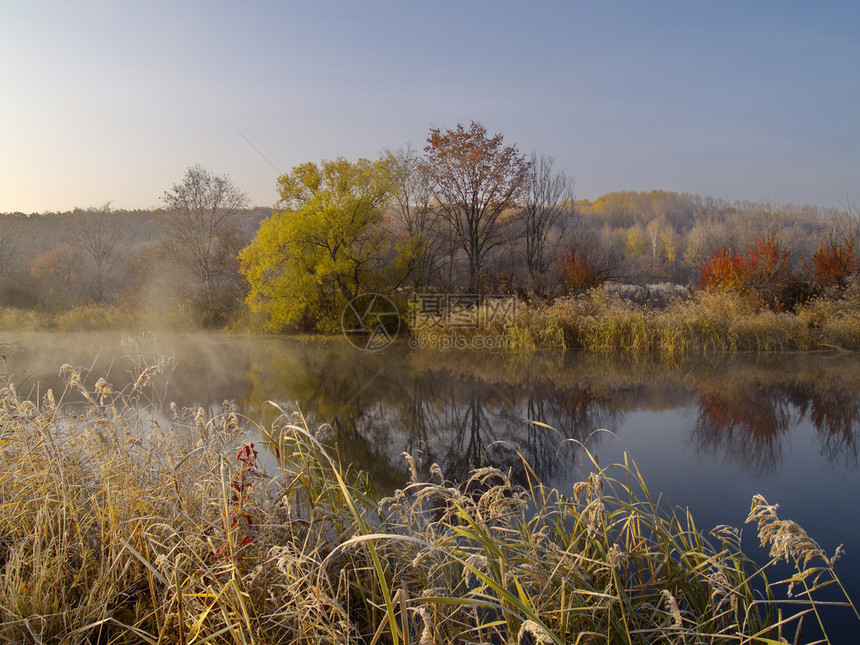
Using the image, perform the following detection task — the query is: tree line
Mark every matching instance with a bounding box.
[1,121,858,330]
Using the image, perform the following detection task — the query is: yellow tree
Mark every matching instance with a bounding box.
[625,224,648,257]
[240,157,400,332]
[661,226,680,263]
[591,191,638,227]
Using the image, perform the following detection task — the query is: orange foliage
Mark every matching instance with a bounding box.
[699,237,793,307]
[698,391,789,442]
[698,249,748,292]
[808,234,860,288]
[556,240,605,291]
[29,244,81,284]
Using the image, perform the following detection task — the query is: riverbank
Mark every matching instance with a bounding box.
[497,287,860,354]
[0,365,855,643]
[2,285,860,356]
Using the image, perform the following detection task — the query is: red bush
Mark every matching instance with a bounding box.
[808,233,860,288]
[699,237,793,308]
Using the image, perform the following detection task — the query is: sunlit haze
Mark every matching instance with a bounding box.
[2,1,858,212]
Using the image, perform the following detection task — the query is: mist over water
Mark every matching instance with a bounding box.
[4,331,860,640]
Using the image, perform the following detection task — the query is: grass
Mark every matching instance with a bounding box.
[489,287,860,355]
[0,302,197,332]
[0,362,857,643]
[3,283,860,357]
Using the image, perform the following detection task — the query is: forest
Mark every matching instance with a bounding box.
[1,122,857,334]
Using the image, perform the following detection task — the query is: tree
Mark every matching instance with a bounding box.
[522,153,574,289]
[29,244,84,310]
[645,217,663,258]
[69,203,133,302]
[684,219,731,269]
[590,191,638,227]
[387,146,444,289]
[0,216,34,307]
[425,121,531,290]
[624,223,649,258]
[159,165,249,325]
[240,157,398,332]
[661,226,679,263]
[805,206,860,289]
[808,232,860,288]
[556,217,620,292]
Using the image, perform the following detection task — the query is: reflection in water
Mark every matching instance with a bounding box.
[234,341,860,489]
[244,346,618,489]
[692,389,792,474]
[3,332,860,488]
[796,386,860,468]
[690,367,860,474]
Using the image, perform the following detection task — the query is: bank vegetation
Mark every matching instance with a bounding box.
[2,122,860,353]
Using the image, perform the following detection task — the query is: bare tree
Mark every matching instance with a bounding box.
[387,146,444,289]
[425,122,531,290]
[684,218,731,268]
[522,153,574,288]
[70,203,133,302]
[159,165,249,324]
[556,216,620,292]
[827,202,860,251]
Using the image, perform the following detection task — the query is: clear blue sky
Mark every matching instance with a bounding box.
[2,1,858,212]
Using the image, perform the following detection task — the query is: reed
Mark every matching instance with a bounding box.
[0,364,855,643]
[498,288,860,354]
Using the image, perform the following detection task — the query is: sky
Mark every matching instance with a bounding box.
[1,1,859,212]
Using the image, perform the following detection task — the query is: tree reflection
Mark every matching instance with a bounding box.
[242,345,860,486]
[690,367,860,473]
[792,385,860,468]
[691,389,792,474]
[10,332,859,486]
[244,345,625,489]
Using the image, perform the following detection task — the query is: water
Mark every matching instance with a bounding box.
[4,331,860,640]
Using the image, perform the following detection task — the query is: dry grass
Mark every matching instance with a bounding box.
[497,287,860,355]
[0,303,198,332]
[0,307,44,331]
[0,362,856,643]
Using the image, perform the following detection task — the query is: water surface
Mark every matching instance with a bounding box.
[5,331,860,639]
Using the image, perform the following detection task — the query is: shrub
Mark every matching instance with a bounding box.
[699,237,794,309]
[556,240,609,291]
[808,233,860,288]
